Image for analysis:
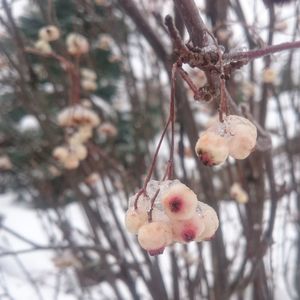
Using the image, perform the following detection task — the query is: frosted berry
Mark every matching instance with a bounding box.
[196,203,219,241]
[195,131,229,166]
[39,25,60,42]
[172,214,205,243]
[161,183,198,221]
[137,222,173,255]
[226,115,257,160]
[125,208,148,234]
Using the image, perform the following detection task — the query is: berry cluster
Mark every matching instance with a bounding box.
[52,105,101,169]
[35,25,60,54]
[81,68,98,92]
[125,180,219,256]
[195,114,257,166]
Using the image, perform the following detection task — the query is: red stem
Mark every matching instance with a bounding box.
[223,40,300,62]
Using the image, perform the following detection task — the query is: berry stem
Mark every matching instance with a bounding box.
[167,63,177,179]
[134,116,171,209]
[223,40,300,62]
[147,188,160,222]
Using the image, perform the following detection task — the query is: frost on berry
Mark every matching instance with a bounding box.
[137,221,173,255]
[230,182,249,204]
[226,115,257,159]
[172,214,205,243]
[161,183,198,221]
[195,131,229,166]
[196,203,219,241]
[125,207,148,234]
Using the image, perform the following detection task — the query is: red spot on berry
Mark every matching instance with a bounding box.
[169,197,182,212]
[200,153,213,166]
[182,228,196,242]
[148,247,165,256]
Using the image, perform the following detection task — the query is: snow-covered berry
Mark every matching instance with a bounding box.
[161,183,198,221]
[226,115,257,159]
[196,203,219,241]
[137,221,173,255]
[125,207,148,234]
[172,214,205,243]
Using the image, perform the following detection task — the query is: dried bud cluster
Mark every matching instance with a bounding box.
[195,115,257,166]
[125,180,219,256]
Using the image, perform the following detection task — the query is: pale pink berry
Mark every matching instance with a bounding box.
[195,131,229,166]
[196,203,219,241]
[226,115,257,159]
[39,25,60,42]
[0,155,13,170]
[172,214,205,243]
[230,183,249,204]
[35,40,52,54]
[66,33,89,55]
[52,146,68,161]
[161,183,198,221]
[125,208,148,234]
[80,68,97,81]
[137,222,173,255]
[81,79,97,92]
[63,156,80,170]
